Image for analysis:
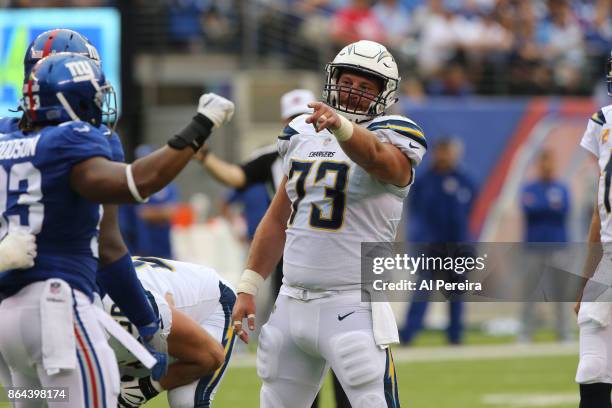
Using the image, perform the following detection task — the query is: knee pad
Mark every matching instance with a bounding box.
[331,332,382,388]
[260,385,285,408]
[355,393,387,408]
[257,324,284,381]
[577,324,609,383]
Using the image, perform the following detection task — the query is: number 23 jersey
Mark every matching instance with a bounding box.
[581,105,612,243]
[278,114,427,290]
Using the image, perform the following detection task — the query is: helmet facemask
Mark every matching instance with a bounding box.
[324,63,399,123]
[97,82,118,131]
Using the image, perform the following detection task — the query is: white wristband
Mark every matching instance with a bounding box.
[237,269,265,296]
[125,165,149,203]
[332,115,354,142]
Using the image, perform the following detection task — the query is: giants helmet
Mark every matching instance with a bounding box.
[21,53,116,128]
[323,40,400,123]
[24,29,100,82]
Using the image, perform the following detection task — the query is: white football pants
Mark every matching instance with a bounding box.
[257,291,400,408]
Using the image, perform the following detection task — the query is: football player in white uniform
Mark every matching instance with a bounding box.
[575,52,612,408]
[103,257,236,408]
[232,40,426,407]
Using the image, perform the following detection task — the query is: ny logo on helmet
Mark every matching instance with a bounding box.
[65,60,95,82]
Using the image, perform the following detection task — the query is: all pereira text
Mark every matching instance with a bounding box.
[372,279,482,292]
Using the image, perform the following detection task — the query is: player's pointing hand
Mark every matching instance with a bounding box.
[306,102,342,133]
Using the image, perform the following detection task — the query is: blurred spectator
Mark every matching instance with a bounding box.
[426,62,474,96]
[508,1,553,94]
[521,150,570,244]
[167,0,208,50]
[415,0,459,76]
[167,0,237,51]
[580,0,612,58]
[330,0,385,45]
[400,138,477,345]
[119,145,179,259]
[537,0,586,92]
[518,149,572,343]
[372,0,411,48]
[401,76,428,104]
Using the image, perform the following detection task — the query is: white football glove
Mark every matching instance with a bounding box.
[0,231,37,272]
[197,93,235,129]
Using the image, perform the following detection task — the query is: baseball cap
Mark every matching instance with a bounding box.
[280,89,316,121]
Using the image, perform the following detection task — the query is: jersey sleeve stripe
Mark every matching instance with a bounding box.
[368,122,428,149]
[368,119,425,135]
[278,125,299,141]
[591,110,606,126]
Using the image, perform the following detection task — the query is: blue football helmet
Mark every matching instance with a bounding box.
[21,53,116,128]
[24,29,100,82]
[607,51,612,97]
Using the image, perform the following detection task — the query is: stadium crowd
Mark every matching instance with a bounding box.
[8,0,611,95]
[258,0,612,95]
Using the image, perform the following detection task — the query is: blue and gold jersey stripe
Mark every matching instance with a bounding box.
[194,282,236,407]
[278,125,299,141]
[368,119,427,149]
[591,110,607,126]
[383,348,400,407]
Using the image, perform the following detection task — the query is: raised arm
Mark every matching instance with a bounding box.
[194,149,247,188]
[71,94,234,204]
[306,102,412,187]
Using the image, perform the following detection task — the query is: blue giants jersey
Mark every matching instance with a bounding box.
[0,121,112,299]
[0,117,124,162]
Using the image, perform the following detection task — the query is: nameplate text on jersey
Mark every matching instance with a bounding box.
[0,135,40,160]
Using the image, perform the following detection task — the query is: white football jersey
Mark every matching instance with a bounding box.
[277,114,426,290]
[103,257,232,374]
[581,105,612,242]
[132,257,232,315]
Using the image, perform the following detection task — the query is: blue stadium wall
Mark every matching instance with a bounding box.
[399,97,596,238]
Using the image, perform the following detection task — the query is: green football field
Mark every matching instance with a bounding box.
[0,333,581,408]
[144,346,580,408]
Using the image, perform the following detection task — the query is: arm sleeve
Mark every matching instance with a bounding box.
[97,253,157,327]
[240,151,278,187]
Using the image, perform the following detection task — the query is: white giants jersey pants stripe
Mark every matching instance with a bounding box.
[0,281,120,407]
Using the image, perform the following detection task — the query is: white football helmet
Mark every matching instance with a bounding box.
[323,40,400,123]
[102,291,172,376]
